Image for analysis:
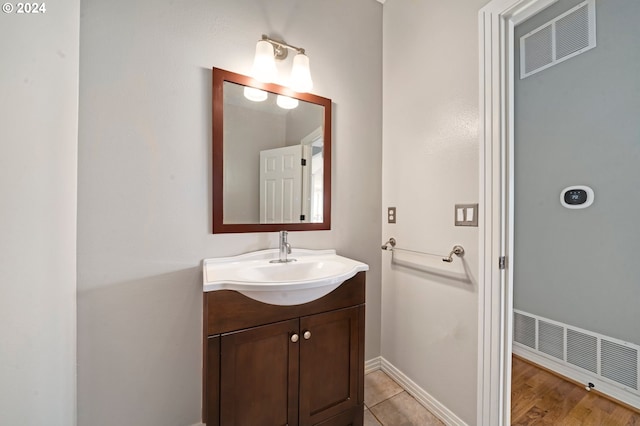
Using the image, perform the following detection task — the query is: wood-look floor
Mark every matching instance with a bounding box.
[512,355,640,425]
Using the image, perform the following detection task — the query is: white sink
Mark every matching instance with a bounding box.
[203,249,369,305]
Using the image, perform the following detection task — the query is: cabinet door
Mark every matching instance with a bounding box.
[220,319,299,426]
[205,336,220,426]
[299,307,361,425]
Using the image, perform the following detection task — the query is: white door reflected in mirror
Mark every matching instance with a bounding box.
[259,128,323,224]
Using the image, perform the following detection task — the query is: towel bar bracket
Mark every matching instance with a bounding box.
[442,245,465,263]
[381,237,396,250]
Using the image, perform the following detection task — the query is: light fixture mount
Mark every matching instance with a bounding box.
[261,34,305,61]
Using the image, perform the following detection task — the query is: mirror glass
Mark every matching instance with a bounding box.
[212,68,332,233]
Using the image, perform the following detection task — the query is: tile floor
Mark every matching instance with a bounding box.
[364,370,444,426]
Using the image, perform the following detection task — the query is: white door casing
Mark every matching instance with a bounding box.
[478,1,558,425]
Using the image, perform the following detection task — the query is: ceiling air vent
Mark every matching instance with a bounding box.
[520,0,596,79]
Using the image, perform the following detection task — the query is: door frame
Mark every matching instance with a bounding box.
[477,0,559,424]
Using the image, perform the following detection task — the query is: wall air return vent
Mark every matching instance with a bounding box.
[520,0,596,79]
[513,310,640,408]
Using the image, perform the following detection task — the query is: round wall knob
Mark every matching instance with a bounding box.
[291,334,299,343]
[303,331,311,340]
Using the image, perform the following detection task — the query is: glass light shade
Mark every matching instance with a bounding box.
[290,53,313,93]
[251,40,278,83]
[243,87,268,102]
[276,95,299,110]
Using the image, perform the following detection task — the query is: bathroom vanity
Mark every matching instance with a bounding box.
[207,66,365,424]
[202,249,368,426]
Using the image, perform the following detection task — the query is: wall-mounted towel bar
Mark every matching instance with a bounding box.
[381,237,465,263]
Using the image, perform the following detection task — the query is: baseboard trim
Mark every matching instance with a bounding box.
[380,357,468,426]
[196,356,466,426]
[365,356,382,374]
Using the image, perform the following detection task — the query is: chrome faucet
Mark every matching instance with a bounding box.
[271,230,295,263]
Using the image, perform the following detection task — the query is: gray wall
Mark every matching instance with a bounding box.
[224,103,286,223]
[0,2,79,425]
[77,0,382,425]
[514,0,640,344]
[285,101,323,145]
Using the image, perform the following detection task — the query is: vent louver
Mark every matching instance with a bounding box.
[567,329,598,373]
[555,3,591,59]
[520,0,596,79]
[601,340,638,390]
[523,25,553,75]
[514,312,536,349]
[538,320,564,360]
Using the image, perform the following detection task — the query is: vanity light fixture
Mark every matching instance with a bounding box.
[251,39,278,83]
[289,52,313,93]
[251,34,314,93]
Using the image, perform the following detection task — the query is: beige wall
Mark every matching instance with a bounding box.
[382,1,490,424]
[77,0,382,425]
[1,0,501,423]
[0,2,79,425]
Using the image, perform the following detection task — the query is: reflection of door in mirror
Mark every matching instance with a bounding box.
[259,145,303,223]
[259,127,323,224]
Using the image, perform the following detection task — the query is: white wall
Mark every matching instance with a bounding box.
[77,0,382,425]
[382,1,489,424]
[0,2,79,425]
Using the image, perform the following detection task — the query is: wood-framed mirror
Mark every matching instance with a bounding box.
[212,67,332,233]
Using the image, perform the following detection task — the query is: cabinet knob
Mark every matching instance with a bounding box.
[291,333,299,343]
[303,330,311,340]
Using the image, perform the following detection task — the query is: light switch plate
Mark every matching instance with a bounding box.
[455,204,478,227]
[387,207,396,224]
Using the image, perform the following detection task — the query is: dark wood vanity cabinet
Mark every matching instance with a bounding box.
[218,318,299,425]
[203,272,366,426]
